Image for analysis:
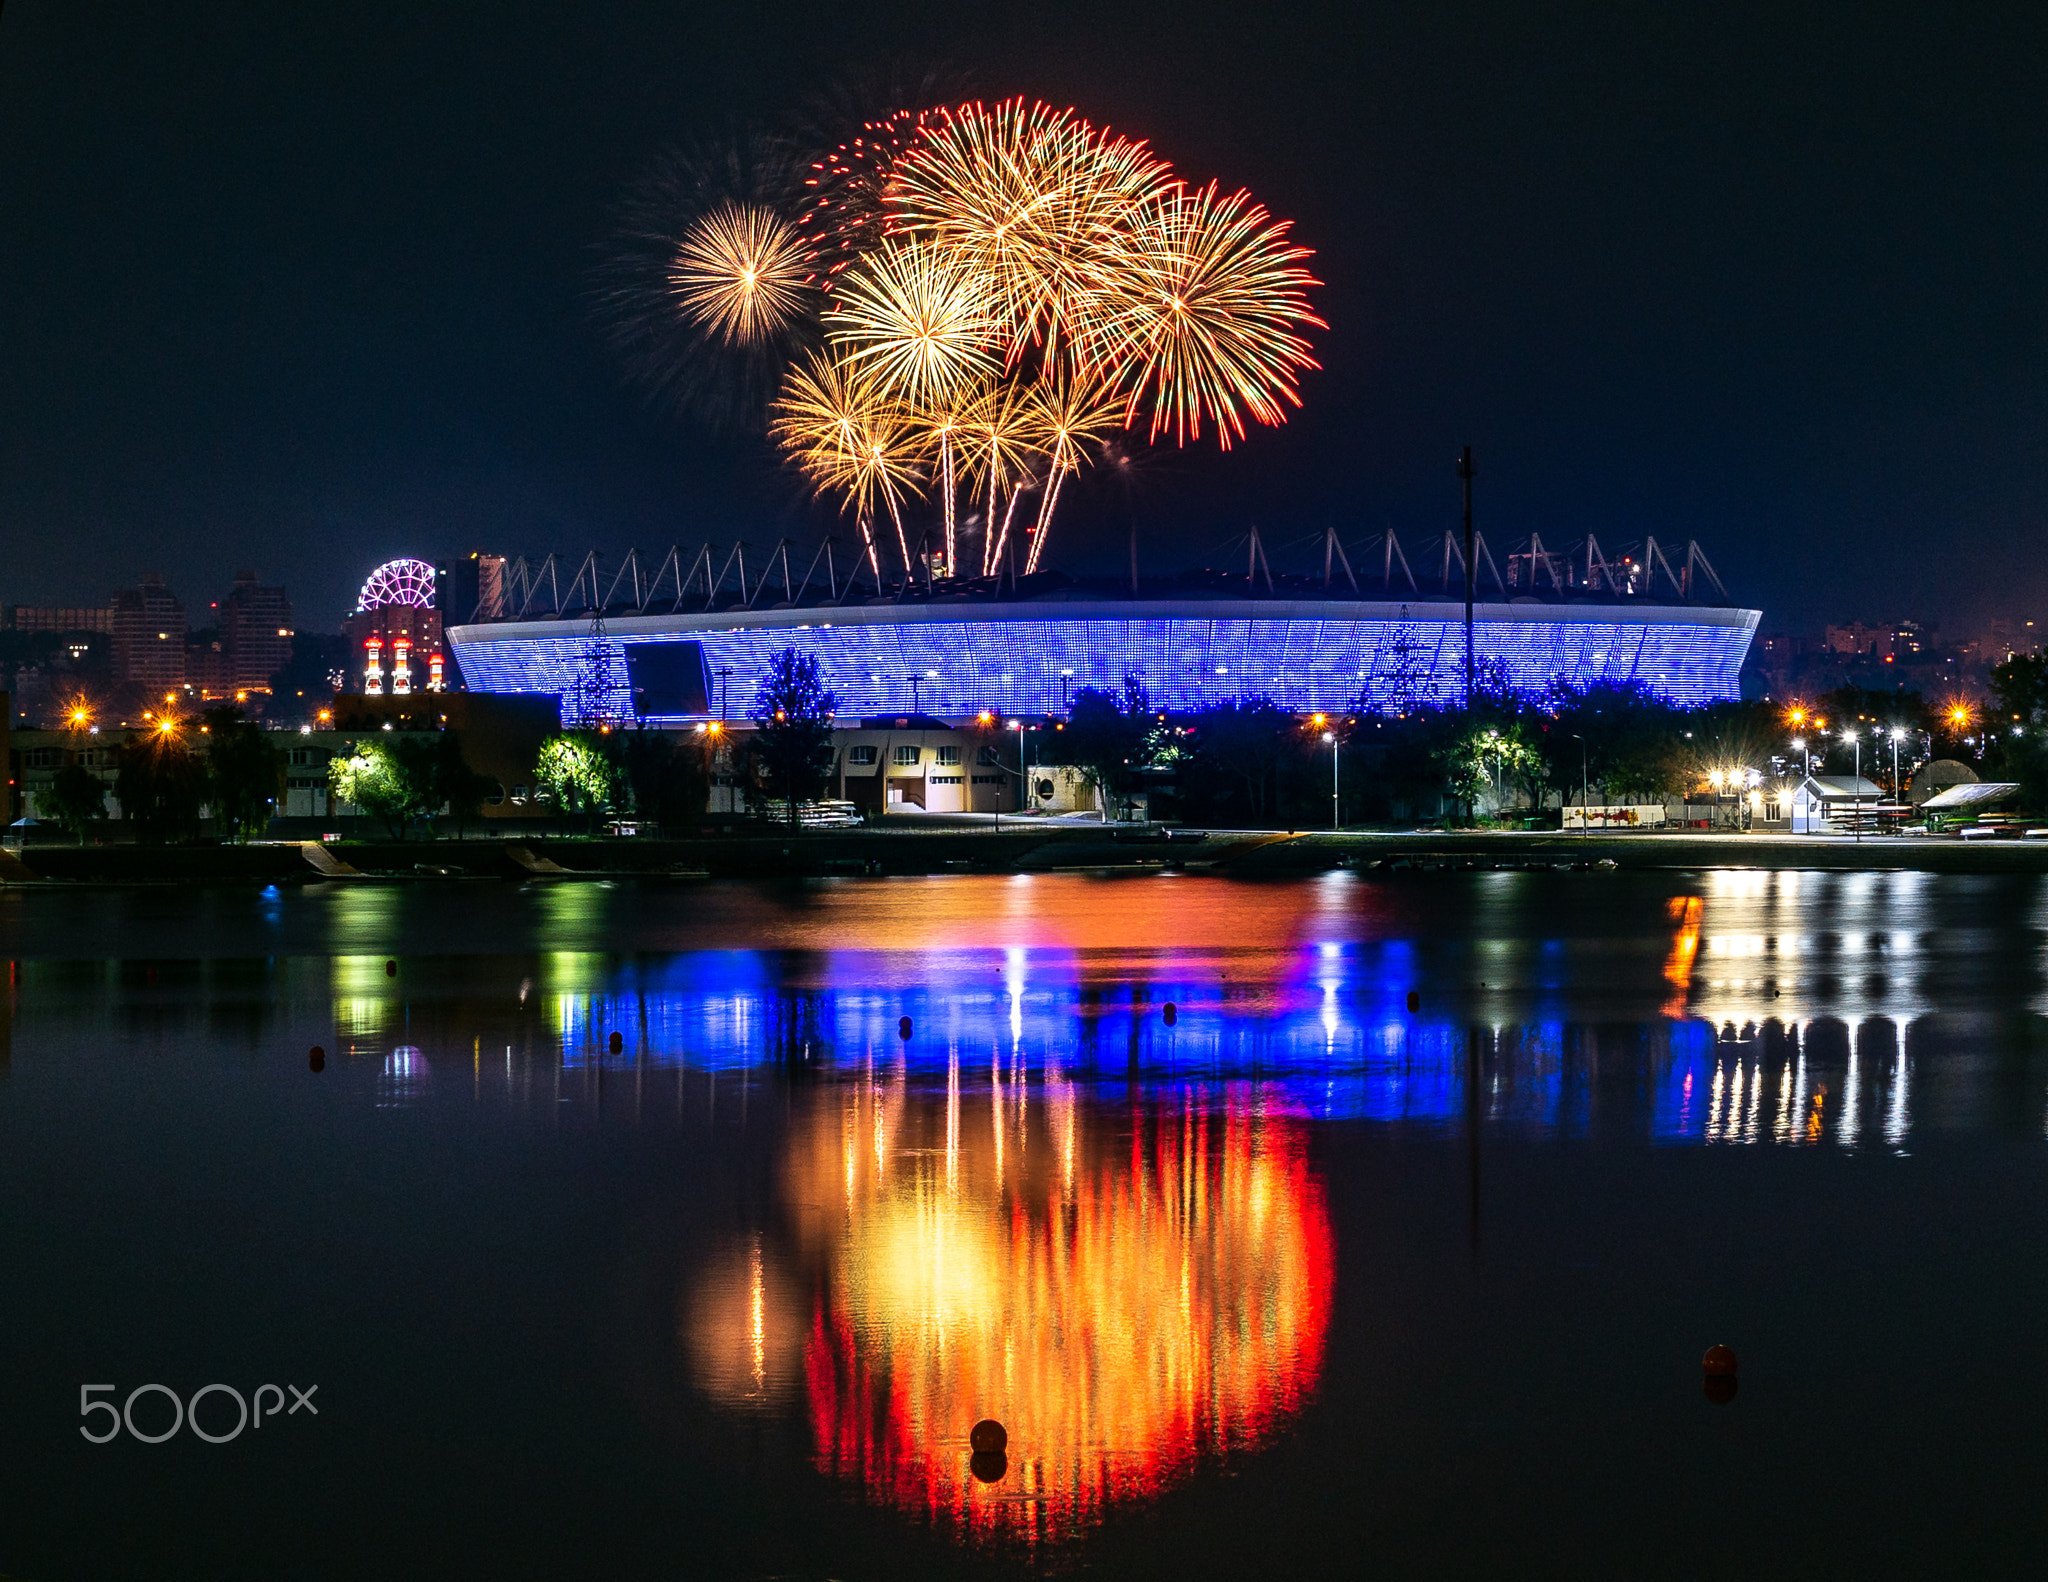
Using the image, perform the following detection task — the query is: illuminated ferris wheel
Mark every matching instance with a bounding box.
[357,558,437,611]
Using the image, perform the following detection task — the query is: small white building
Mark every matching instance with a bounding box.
[1790,775,1882,834]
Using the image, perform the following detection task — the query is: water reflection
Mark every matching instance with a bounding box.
[748,1067,1332,1541]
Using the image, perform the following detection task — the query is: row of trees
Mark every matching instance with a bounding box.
[1055,672,1993,828]
[43,708,286,844]
[514,650,835,831]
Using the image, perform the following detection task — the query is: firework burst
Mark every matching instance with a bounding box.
[1103,181,1324,448]
[769,352,927,577]
[889,99,1168,376]
[792,105,937,291]
[609,89,1322,580]
[670,202,815,345]
[824,240,1002,406]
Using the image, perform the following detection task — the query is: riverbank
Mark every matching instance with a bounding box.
[7,823,2048,883]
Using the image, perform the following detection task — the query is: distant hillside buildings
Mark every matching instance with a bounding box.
[5,571,294,725]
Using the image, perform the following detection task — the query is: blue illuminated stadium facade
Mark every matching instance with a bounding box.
[449,596,1759,721]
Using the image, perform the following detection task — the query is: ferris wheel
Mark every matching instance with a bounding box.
[357,558,437,611]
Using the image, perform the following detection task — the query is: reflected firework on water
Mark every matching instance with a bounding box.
[690,1063,1333,1541]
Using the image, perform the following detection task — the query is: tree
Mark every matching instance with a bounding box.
[115,728,208,843]
[1440,721,1546,818]
[42,762,108,843]
[202,706,284,843]
[429,732,499,838]
[534,733,622,828]
[1983,657,2048,809]
[1183,695,1295,822]
[1063,675,1155,818]
[749,648,837,826]
[328,741,418,839]
[621,726,712,829]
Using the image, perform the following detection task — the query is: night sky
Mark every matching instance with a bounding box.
[1,1,2043,635]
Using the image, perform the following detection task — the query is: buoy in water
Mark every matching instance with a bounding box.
[1702,1344,1738,1377]
[969,1418,1007,1455]
[385,959,397,977]
[1162,1002,1176,1025]
[309,1045,325,1073]
[969,1450,1008,1484]
[608,1030,624,1054]
[1406,990,1420,1013]
[899,1015,913,1039]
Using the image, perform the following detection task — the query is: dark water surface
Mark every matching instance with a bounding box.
[3,870,2047,1580]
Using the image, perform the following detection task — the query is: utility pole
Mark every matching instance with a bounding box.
[1571,733,1589,836]
[1457,446,1476,707]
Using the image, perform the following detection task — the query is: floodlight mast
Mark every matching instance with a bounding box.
[1457,447,1476,706]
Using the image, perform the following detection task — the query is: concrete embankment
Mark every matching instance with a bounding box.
[4,826,2047,885]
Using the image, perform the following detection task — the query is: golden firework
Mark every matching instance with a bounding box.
[956,381,1043,575]
[1099,180,1324,448]
[889,99,1168,375]
[770,352,927,575]
[1018,375,1122,573]
[669,202,814,345]
[824,240,1001,407]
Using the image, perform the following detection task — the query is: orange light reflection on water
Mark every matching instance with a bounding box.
[787,1065,1334,1542]
[1662,895,1704,1017]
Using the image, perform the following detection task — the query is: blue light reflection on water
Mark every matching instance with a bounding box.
[529,942,1922,1145]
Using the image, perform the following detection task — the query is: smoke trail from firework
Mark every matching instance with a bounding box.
[1019,376,1122,574]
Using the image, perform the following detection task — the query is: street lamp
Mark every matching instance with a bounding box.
[1840,728,1860,842]
[1889,726,1908,808]
[1010,719,1026,826]
[1321,729,1338,830]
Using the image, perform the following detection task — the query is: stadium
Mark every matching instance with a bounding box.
[445,534,1760,723]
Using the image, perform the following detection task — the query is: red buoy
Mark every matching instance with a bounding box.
[309,1045,326,1073]
[384,959,396,977]
[969,1419,1007,1454]
[1703,1344,1738,1377]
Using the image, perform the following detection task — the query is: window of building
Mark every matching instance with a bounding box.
[892,744,920,767]
[847,745,877,765]
[935,745,961,765]
[1764,799,1781,821]
[978,744,1001,765]
[931,773,963,784]
[971,774,1002,784]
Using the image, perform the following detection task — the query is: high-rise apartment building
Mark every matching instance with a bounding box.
[110,574,187,690]
[219,571,293,693]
